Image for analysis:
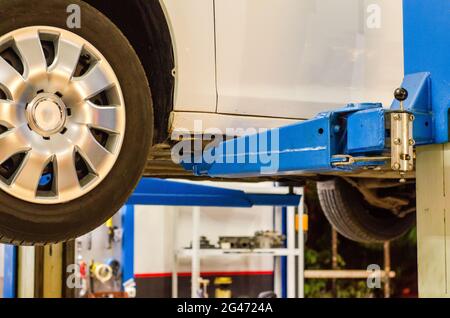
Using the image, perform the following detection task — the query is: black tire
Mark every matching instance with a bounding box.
[316,178,415,243]
[0,0,153,244]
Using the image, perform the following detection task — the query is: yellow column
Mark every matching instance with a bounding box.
[416,144,450,297]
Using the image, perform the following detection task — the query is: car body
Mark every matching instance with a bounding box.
[161,0,404,136]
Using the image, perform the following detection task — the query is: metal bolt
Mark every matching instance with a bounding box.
[393,138,401,145]
[333,125,341,133]
[409,139,415,146]
[400,154,411,161]
[393,114,401,121]
[409,114,415,121]
[392,162,400,170]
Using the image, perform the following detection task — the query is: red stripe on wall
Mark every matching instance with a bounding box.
[135,270,274,279]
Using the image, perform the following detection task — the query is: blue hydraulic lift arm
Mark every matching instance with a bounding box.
[127,178,300,207]
[182,73,432,178]
[181,0,448,179]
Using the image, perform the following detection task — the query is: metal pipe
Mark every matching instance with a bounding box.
[304,270,395,279]
[384,241,391,298]
[331,228,338,297]
[191,207,201,298]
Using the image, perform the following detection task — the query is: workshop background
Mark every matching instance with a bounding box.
[135,204,273,297]
[0,180,417,298]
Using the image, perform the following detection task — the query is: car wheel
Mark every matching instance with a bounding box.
[316,178,415,243]
[0,0,152,244]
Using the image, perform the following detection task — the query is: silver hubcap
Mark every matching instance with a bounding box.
[26,93,67,137]
[0,27,125,203]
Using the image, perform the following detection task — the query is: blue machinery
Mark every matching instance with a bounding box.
[122,178,302,298]
[127,178,300,207]
[3,244,17,298]
[182,0,449,181]
[122,178,301,284]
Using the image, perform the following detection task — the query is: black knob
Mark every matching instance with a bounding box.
[394,87,408,101]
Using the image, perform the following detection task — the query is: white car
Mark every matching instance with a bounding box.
[0,0,413,244]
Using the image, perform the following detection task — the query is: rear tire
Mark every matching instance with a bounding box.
[0,0,153,244]
[316,178,415,243]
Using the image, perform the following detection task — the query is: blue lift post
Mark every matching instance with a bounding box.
[402,0,450,297]
[122,178,302,298]
[3,245,17,298]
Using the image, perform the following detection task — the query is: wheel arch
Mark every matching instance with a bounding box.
[83,0,175,144]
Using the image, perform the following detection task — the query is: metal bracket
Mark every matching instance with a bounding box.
[390,111,415,181]
[331,155,391,167]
